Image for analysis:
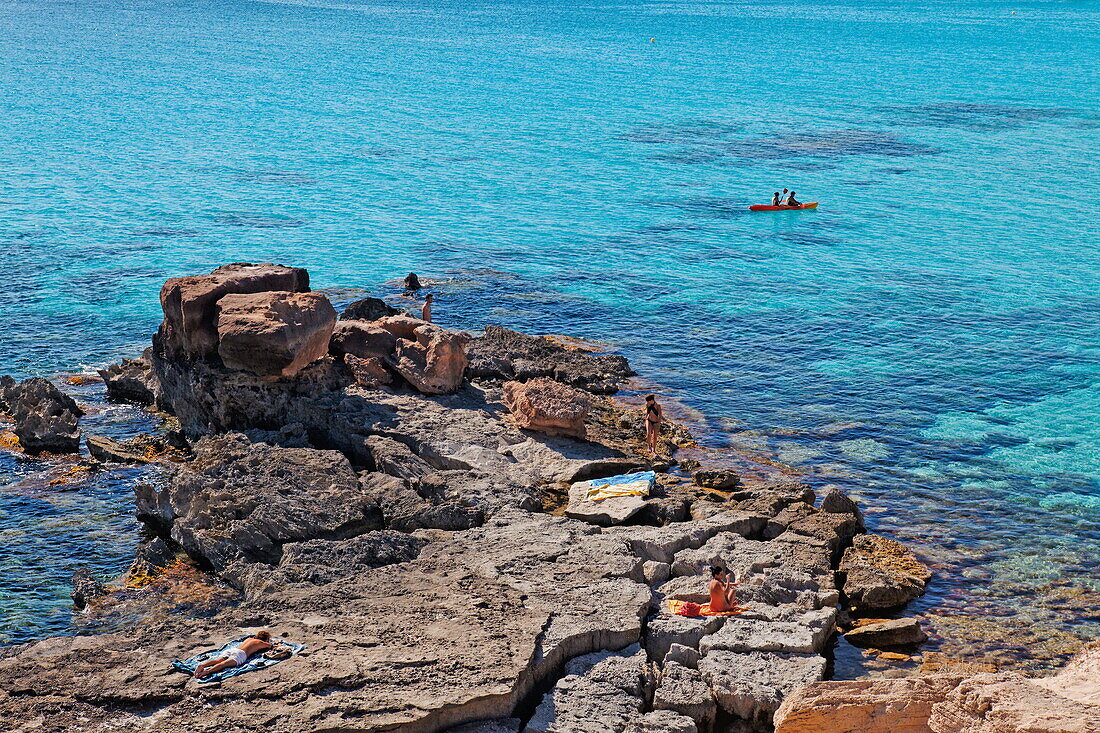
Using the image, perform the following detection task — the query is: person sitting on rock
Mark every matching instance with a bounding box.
[709,565,740,612]
[193,631,273,680]
[422,293,433,323]
[644,394,663,457]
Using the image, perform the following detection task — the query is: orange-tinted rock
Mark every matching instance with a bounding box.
[840,534,931,612]
[389,324,469,395]
[502,378,590,439]
[159,263,309,358]
[330,320,398,359]
[375,314,425,341]
[928,671,1100,733]
[774,675,963,733]
[215,291,336,378]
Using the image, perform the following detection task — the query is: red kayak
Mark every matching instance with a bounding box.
[749,202,819,211]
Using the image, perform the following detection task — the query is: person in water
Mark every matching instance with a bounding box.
[644,394,663,457]
[770,192,782,206]
[709,566,740,612]
[422,293,433,323]
[786,191,801,207]
[780,187,789,204]
[193,631,273,679]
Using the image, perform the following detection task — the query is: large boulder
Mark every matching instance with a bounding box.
[502,377,590,439]
[329,320,398,358]
[3,377,83,454]
[340,296,401,321]
[840,534,932,612]
[466,325,634,394]
[774,675,965,732]
[929,671,1100,733]
[698,650,826,724]
[389,323,469,395]
[653,661,717,733]
[215,291,337,378]
[159,262,309,358]
[98,355,158,406]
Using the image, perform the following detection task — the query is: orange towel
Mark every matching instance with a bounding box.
[667,599,743,617]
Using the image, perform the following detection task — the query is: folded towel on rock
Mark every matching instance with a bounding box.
[172,636,306,684]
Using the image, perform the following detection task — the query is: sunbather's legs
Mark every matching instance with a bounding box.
[194,657,237,679]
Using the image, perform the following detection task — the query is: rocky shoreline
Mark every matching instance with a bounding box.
[0,263,1096,732]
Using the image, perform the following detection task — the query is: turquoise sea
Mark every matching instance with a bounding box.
[1,0,1098,670]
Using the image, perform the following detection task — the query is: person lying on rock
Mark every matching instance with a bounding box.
[193,631,273,679]
[709,565,740,612]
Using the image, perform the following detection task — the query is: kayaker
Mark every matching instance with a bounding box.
[786,191,801,207]
[770,192,781,206]
[780,188,789,204]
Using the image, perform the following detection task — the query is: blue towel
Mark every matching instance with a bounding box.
[584,471,656,488]
[172,636,306,684]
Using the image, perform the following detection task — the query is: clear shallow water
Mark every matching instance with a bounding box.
[1,0,1099,668]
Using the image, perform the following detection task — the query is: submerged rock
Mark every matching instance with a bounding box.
[215,291,337,378]
[71,567,107,610]
[502,377,590,439]
[86,434,167,464]
[840,533,931,612]
[3,377,83,454]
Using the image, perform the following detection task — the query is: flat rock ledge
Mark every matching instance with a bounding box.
[0,265,946,733]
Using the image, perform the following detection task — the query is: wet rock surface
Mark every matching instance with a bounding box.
[340,296,402,321]
[0,265,967,733]
[844,617,927,648]
[1,376,84,453]
[840,533,932,612]
[98,354,158,406]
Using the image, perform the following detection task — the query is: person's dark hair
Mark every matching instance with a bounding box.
[255,631,271,642]
[425,293,433,301]
[710,565,725,578]
[645,394,656,402]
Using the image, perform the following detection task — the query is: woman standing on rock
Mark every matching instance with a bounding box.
[644,394,662,457]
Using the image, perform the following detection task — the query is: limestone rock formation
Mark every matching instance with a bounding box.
[159,262,309,359]
[844,617,927,648]
[774,675,966,732]
[699,650,826,723]
[86,434,160,464]
[135,434,383,578]
[2,376,83,453]
[329,319,398,358]
[566,481,650,526]
[653,661,717,733]
[502,377,590,439]
[340,296,401,321]
[840,533,932,612]
[389,323,469,395]
[343,353,393,387]
[774,641,1100,733]
[215,291,337,378]
[98,354,158,406]
[693,468,740,490]
[70,567,107,610]
[527,646,651,733]
[466,325,634,394]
